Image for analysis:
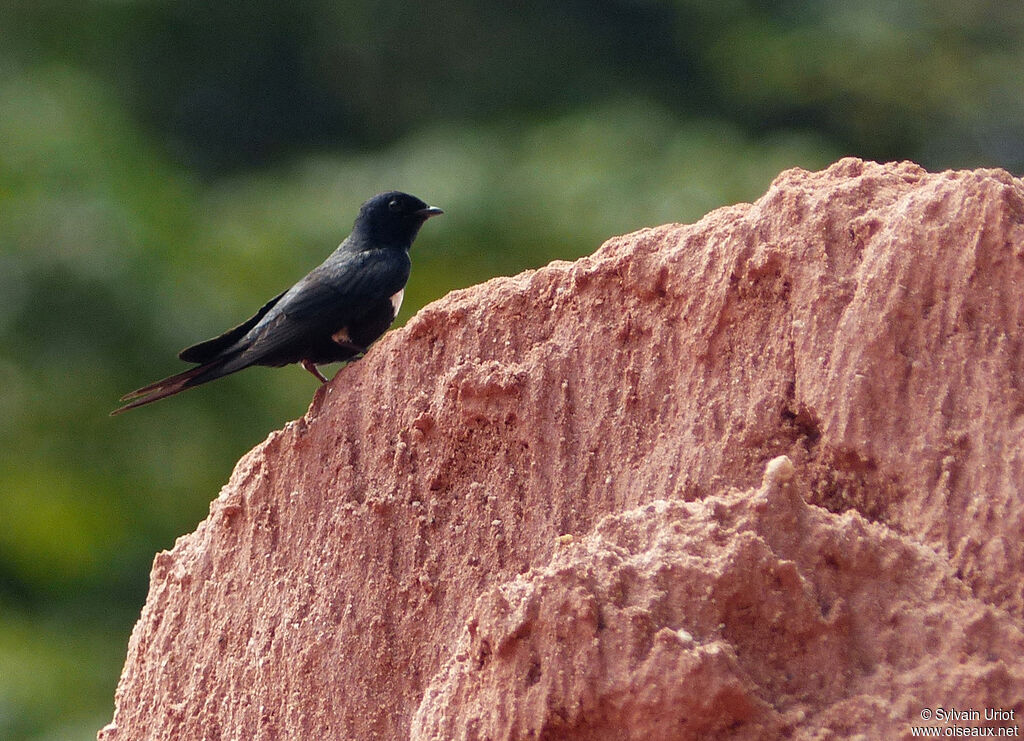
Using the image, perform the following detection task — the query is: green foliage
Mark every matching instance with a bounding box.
[0,2,1021,738]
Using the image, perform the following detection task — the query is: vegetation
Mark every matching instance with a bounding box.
[2,2,1021,737]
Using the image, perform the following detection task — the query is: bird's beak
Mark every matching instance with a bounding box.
[416,206,444,218]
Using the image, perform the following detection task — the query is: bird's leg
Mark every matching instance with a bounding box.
[301,359,329,383]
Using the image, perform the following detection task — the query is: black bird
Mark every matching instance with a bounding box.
[112,191,443,415]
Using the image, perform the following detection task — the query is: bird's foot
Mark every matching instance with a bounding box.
[301,359,329,383]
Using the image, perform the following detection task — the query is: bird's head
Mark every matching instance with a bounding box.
[352,191,444,247]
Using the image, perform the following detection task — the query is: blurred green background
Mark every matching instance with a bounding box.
[1,1,1022,738]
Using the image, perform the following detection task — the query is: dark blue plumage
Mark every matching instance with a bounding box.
[113,191,442,414]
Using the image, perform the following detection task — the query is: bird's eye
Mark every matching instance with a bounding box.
[388,199,401,212]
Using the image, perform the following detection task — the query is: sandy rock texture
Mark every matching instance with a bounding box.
[100,159,1024,740]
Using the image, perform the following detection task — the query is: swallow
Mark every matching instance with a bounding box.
[112,191,443,414]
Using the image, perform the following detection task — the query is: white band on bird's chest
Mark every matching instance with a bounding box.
[390,289,405,318]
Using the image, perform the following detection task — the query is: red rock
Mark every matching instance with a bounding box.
[100,159,1024,740]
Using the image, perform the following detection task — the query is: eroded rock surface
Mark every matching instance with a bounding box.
[101,160,1024,740]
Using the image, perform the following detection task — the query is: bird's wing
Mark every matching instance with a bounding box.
[178,289,288,363]
[225,248,409,368]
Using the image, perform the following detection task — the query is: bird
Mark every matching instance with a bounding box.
[112,191,443,415]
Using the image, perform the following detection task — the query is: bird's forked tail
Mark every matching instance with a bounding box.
[111,358,236,415]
